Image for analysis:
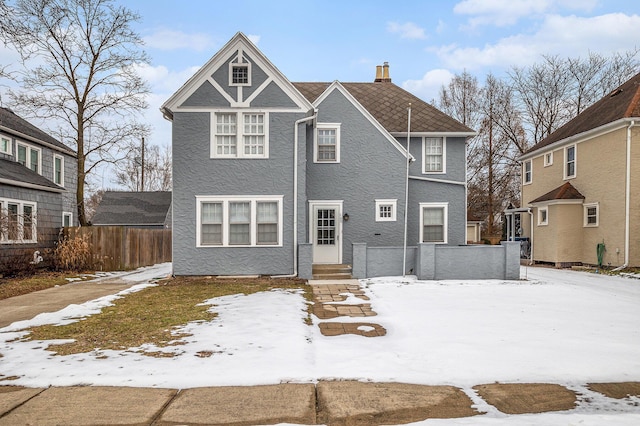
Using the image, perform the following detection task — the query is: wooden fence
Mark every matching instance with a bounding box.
[64,226,171,271]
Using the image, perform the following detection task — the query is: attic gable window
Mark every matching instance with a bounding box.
[423,137,445,173]
[314,123,341,163]
[230,63,250,86]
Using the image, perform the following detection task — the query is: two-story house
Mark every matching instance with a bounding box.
[161,33,475,278]
[0,107,78,271]
[506,72,640,268]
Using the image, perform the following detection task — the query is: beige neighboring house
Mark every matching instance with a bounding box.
[505,72,640,268]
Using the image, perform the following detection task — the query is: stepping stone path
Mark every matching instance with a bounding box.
[309,280,387,337]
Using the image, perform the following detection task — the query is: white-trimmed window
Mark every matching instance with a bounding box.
[0,198,37,243]
[584,203,599,227]
[212,112,268,158]
[423,137,445,173]
[62,212,73,227]
[230,63,250,86]
[419,202,448,243]
[523,160,532,184]
[375,199,397,222]
[565,145,576,179]
[17,142,41,174]
[314,123,340,163]
[196,196,283,247]
[538,207,548,226]
[0,134,11,154]
[544,152,553,167]
[54,154,64,186]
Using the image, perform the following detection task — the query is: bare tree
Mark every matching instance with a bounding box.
[114,143,172,191]
[0,0,150,225]
[84,188,104,222]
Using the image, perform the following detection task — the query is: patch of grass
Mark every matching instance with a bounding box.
[26,276,311,357]
[0,272,89,300]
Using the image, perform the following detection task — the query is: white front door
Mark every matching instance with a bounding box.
[311,202,342,264]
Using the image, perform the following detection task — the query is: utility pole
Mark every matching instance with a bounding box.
[140,136,145,191]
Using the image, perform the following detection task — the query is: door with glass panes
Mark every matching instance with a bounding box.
[311,202,342,264]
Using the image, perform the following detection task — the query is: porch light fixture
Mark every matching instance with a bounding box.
[343,213,350,221]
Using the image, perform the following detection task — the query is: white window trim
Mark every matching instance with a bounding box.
[544,151,553,167]
[422,137,446,174]
[54,154,65,187]
[0,197,37,244]
[229,62,251,87]
[314,123,341,163]
[584,203,599,227]
[17,141,42,174]
[195,195,283,248]
[210,111,269,159]
[538,206,548,226]
[62,211,73,227]
[564,144,576,179]
[375,199,397,222]
[419,202,448,244]
[523,160,532,185]
[0,133,11,155]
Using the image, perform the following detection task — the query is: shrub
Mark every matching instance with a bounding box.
[54,232,92,271]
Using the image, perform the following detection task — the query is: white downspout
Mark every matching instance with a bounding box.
[402,104,412,278]
[614,120,635,270]
[529,209,534,266]
[273,111,317,278]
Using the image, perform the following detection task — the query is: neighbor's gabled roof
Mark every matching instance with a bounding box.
[293,82,475,135]
[523,72,640,158]
[529,182,585,205]
[92,191,172,226]
[0,107,76,156]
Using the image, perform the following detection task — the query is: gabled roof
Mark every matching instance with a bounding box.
[0,107,75,155]
[293,82,475,135]
[0,158,64,193]
[524,72,640,156]
[92,191,172,226]
[529,182,585,204]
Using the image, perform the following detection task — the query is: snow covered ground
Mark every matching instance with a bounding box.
[1,264,640,424]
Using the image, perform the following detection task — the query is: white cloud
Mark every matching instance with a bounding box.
[143,29,216,51]
[387,22,427,40]
[402,69,455,103]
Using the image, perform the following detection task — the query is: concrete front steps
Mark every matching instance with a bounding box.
[312,264,352,280]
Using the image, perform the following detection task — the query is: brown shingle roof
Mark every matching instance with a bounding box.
[293,82,474,134]
[525,72,640,155]
[529,182,585,204]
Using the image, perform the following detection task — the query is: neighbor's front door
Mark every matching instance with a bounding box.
[311,203,342,264]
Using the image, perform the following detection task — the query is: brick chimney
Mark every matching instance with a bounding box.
[374,62,392,83]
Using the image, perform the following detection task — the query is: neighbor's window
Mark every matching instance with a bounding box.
[315,124,340,163]
[538,207,548,226]
[523,160,532,184]
[420,203,448,243]
[212,112,268,158]
[17,142,41,174]
[0,198,37,243]
[544,152,553,167]
[565,145,576,179]
[0,134,11,154]
[196,196,282,247]
[423,137,445,173]
[54,154,64,186]
[230,64,250,86]
[584,203,599,227]
[62,212,73,227]
[375,199,397,222]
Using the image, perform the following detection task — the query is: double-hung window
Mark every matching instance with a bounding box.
[17,142,41,174]
[565,145,576,179]
[314,124,340,163]
[212,112,267,158]
[0,198,37,243]
[54,154,64,186]
[196,196,282,247]
[423,137,445,173]
[419,202,448,243]
[584,203,599,227]
[63,212,73,227]
[538,207,548,226]
[0,134,11,154]
[523,160,532,184]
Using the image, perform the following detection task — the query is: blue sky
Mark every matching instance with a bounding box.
[2,0,640,187]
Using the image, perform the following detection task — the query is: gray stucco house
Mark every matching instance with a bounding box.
[0,107,77,271]
[161,33,475,277]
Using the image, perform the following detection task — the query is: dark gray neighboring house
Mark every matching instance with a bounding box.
[161,32,475,277]
[0,107,78,272]
[92,191,172,229]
